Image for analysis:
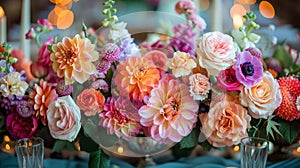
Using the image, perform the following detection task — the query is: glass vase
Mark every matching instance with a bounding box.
[15,137,44,168]
[240,137,269,168]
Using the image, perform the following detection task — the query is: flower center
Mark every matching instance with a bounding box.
[160,97,180,121]
[64,49,78,65]
[241,62,254,76]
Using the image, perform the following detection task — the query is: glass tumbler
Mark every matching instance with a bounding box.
[240,137,269,168]
[15,137,44,168]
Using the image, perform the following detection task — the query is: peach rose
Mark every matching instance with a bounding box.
[199,99,251,147]
[240,71,282,119]
[196,31,236,76]
[189,73,211,101]
[47,96,81,142]
[76,88,105,116]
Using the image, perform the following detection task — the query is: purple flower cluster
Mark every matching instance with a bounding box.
[173,23,197,47]
[118,37,140,61]
[170,37,195,56]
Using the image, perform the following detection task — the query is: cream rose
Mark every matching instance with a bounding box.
[199,100,251,147]
[47,95,81,142]
[240,71,282,119]
[196,31,236,76]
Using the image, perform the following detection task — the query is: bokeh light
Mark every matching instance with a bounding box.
[232,14,244,29]
[236,0,256,5]
[0,6,5,18]
[230,4,247,17]
[259,1,275,18]
[56,10,74,29]
[199,0,209,11]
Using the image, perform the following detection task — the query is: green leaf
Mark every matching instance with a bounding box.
[52,140,76,152]
[273,42,293,70]
[171,143,194,159]
[278,120,299,144]
[52,140,67,152]
[198,140,213,151]
[89,149,110,168]
[179,126,200,149]
[266,116,282,140]
[79,135,100,153]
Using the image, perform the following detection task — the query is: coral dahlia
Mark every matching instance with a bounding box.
[275,77,300,121]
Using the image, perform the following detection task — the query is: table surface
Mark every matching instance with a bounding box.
[1,151,300,168]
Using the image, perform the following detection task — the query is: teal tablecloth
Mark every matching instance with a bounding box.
[1,151,300,168]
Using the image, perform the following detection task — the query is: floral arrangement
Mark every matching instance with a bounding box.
[0,0,299,166]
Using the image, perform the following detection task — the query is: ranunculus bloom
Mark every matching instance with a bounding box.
[30,61,49,78]
[199,97,251,147]
[6,112,38,140]
[166,51,197,77]
[216,67,242,91]
[29,80,58,125]
[139,78,199,143]
[38,37,54,66]
[275,77,300,121]
[233,51,263,88]
[47,96,81,142]
[189,73,211,101]
[10,49,35,81]
[240,72,282,119]
[175,0,196,14]
[196,32,236,76]
[76,88,105,116]
[99,97,142,140]
[115,57,161,101]
[144,50,168,72]
[50,34,99,85]
[0,72,29,97]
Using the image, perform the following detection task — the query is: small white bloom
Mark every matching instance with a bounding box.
[296,96,300,111]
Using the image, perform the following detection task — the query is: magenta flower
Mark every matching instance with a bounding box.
[37,19,54,30]
[25,27,36,39]
[38,37,54,66]
[6,112,38,140]
[139,78,198,143]
[233,51,263,88]
[99,97,142,140]
[216,67,242,91]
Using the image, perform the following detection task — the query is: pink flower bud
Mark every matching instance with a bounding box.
[30,61,49,78]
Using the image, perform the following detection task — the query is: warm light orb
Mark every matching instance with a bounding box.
[50,0,72,5]
[233,145,240,152]
[5,144,11,150]
[48,8,58,25]
[236,0,256,5]
[117,146,124,153]
[4,135,10,142]
[0,6,5,18]
[259,1,275,18]
[297,147,300,153]
[230,4,247,17]
[199,0,209,11]
[233,14,244,29]
[56,10,74,29]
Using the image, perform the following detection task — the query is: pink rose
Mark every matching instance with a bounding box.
[199,96,251,147]
[38,37,54,66]
[216,67,242,91]
[76,88,105,116]
[47,96,81,142]
[196,32,236,76]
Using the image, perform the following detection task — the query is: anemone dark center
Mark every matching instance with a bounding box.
[241,62,254,76]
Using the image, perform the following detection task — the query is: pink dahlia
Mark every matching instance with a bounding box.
[29,80,58,125]
[139,78,199,143]
[99,97,142,140]
[275,77,300,121]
